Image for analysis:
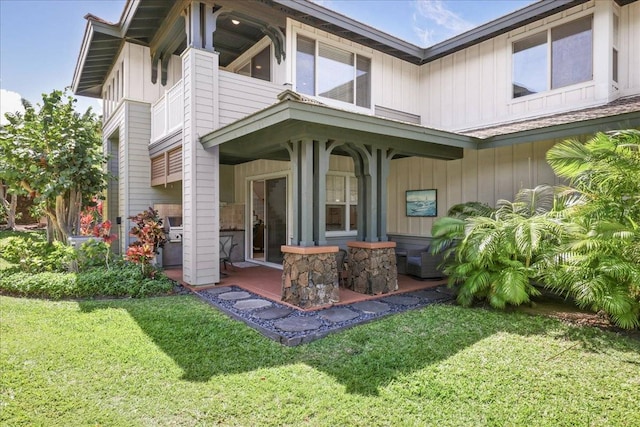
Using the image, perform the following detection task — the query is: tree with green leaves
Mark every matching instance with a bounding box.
[0,89,107,243]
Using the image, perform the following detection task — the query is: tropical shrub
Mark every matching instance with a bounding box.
[432,185,565,309]
[0,263,174,299]
[433,130,640,329]
[542,130,640,328]
[126,207,167,278]
[0,235,74,274]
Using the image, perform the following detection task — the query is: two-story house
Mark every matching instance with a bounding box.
[72,0,640,299]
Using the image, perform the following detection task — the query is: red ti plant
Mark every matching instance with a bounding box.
[80,198,103,236]
[92,219,117,269]
[126,207,167,278]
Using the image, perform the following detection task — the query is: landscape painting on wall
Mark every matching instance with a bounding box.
[406,189,437,217]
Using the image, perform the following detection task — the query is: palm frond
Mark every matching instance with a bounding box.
[546,138,591,179]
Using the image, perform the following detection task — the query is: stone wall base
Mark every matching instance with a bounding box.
[347,242,398,295]
[281,246,340,308]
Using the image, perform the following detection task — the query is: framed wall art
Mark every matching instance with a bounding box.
[406,189,437,217]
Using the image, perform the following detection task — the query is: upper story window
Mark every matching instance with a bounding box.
[326,174,358,233]
[296,35,371,108]
[512,15,592,98]
[237,46,271,82]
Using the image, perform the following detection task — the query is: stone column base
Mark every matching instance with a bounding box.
[281,246,340,309]
[347,241,398,295]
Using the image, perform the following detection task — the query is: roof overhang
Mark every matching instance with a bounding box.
[72,17,124,98]
[200,99,475,165]
[479,110,640,149]
[73,0,639,98]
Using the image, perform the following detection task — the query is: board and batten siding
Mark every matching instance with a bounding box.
[233,159,290,204]
[287,19,421,119]
[218,71,284,127]
[418,0,627,132]
[387,140,559,237]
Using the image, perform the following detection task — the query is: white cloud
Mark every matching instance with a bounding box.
[413,0,474,46]
[0,89,26,125]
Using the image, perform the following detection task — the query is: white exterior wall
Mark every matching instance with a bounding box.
[181,47,220,286]
[218,71,284,127]
[103,43,182,126]
[620,1,640,96]
[287,18,421,118]
[418,0,640,132]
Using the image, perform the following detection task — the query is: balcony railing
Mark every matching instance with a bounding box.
[151,79,184,143]
[150,71,285,143]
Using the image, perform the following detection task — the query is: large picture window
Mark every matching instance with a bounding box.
[326,175,358,232]
[296,35,371,108]
[512,15,592,98]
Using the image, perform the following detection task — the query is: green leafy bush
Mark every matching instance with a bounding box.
[432,185,564,309]
[73,238,109,271]
[0,263,174,299]
[433,131,640,329]
[0,236,74,273]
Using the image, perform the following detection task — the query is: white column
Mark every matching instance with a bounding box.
[181,46,220,286]
[593,0,614,101]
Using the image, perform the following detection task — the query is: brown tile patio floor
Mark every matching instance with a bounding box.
[164,263,447,311]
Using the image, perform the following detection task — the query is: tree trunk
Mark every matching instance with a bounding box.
[49,188,83,244]
[0,185,17,230]
[46,216,55,244]
[8,193,17,229]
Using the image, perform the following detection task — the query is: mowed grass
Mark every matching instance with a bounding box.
[1,295,639,426]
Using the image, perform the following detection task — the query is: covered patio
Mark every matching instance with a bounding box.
[200,91,470,308]
[165,264,447,311]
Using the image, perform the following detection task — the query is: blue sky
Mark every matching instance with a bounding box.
[0,0,534,123]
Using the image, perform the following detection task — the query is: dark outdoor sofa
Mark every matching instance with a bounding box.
[406,246,446,279]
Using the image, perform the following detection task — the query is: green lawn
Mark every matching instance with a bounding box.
[1,295,639,426]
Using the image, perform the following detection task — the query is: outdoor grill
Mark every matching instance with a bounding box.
[163,216,183,267]
[165,216,183,242]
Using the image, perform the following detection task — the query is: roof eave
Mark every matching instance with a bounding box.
[71,10,128,98]
[71,20,96,95]
[479,110,640,149]
[421,0,588,63]
[273,0,423,60]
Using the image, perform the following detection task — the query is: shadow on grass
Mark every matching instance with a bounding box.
[79,295,635,395]
[79,296,297,382]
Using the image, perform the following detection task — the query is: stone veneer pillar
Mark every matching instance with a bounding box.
[346,241,398,295]
[281,246,340,309]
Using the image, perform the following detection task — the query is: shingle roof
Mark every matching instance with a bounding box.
[462,95,640,139]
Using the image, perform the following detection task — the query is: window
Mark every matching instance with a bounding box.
[296,35,371,108]
[236,46,271,81]
[512,16,592,98]
[326,175,358,232]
